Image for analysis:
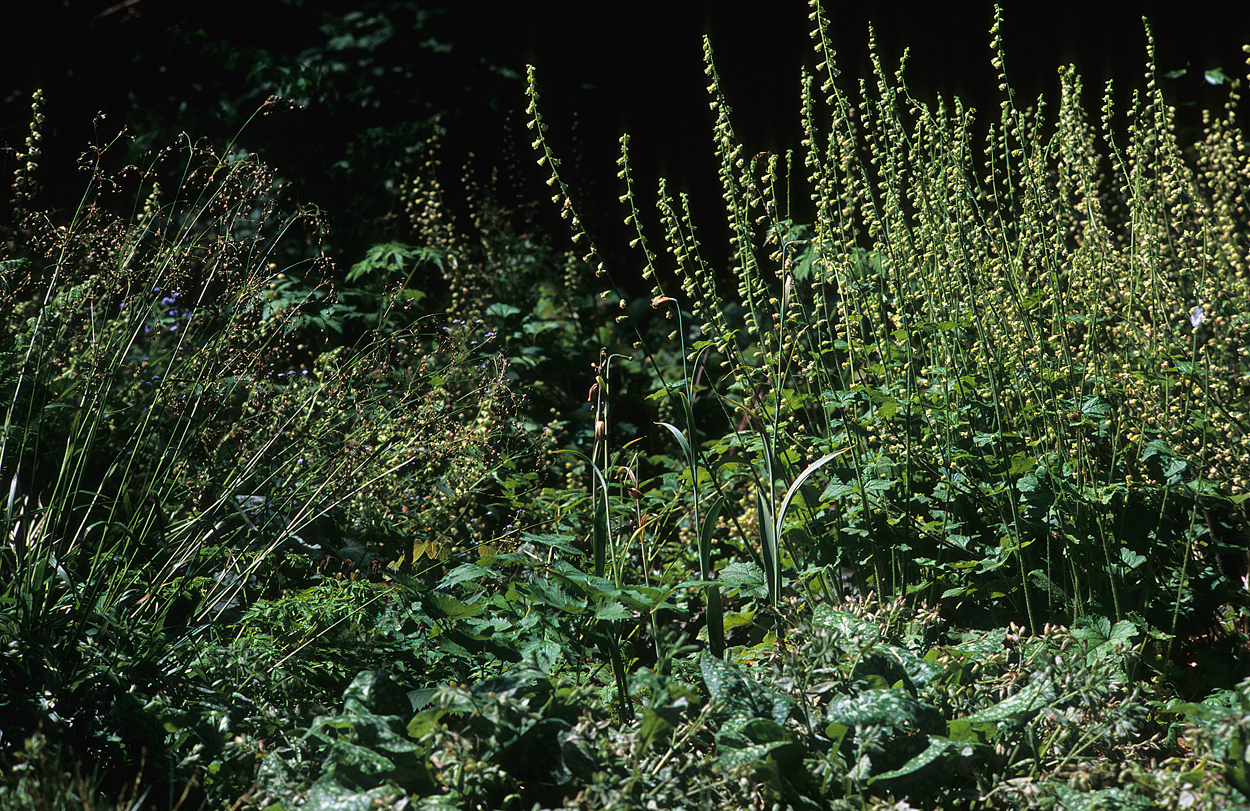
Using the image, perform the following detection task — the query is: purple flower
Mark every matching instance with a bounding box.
[1190,305,1205,329]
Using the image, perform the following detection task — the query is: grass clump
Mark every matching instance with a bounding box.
[0,96,521,805]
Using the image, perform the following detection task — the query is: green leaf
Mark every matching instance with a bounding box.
[1205,67,1232,85]
[719,561,767,598]
[1079,394,1110,418]
[736,717,795,746]
[698,495,724,574]
[721,608,755,633]
[812,604,881,645]
[825,688,931,729]
[1008,453,1037,476]
[486,302,521,318]
[347,242,443,282]
[821,479,856,499]
[714,740,794,772]
[436,563,497,590]
[639,706,676,752]
[776,449,849,536]
[946,719,996,743]
[960,677,1052,724]
[617,584,678,614]
[591,464,610,578]
[701,650,796,726]
[701,496,727,658]
[824,721,850,749]
[656,421,694,464]
[1042,785,1157,810]
[869,736,971,783]
[426,592,483,620]
[303,777,400,811]
[756,488,778,607]
[520,532,583,557]
[553,560,622,599]
[594,601,633,621]
[522,577,583,613]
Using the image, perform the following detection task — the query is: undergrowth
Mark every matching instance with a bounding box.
[3,2,1250,809]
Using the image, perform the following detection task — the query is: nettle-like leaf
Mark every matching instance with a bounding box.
[346,242,446,283]
[1141,439,1188,485]
[436,562,500,590]
[1071,616,1139,666]
[425,592,483,621]
[522,532,585,557]
[717,560,768,599]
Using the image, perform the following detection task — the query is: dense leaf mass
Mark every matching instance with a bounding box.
[3,3,1250,810]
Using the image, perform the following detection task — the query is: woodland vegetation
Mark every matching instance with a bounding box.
[3,3,1250,809]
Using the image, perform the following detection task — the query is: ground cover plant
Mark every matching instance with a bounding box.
[3,2,1250,808]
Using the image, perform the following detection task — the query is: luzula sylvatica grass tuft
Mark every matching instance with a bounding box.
[0,96,518,744]
[527,2,1250,638]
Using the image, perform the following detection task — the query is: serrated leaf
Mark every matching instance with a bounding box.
[594,601,633,621]
[821,479,856,499]
[436,563,497,590]
[426,592,483,620]
[523,577,582,613]
[721,609,755,633]
[1008,453,1037,476]
[719,561,767,598]
[1119,547,1147,569]
[617,584,677,613]
[520,532,583,557]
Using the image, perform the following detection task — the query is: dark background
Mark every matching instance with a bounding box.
[2,0,1247,286]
